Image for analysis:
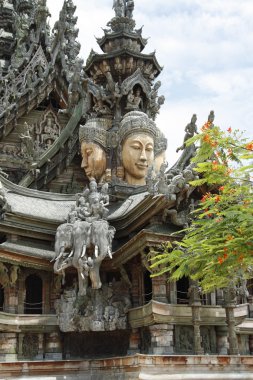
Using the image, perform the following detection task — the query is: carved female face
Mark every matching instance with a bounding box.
[81,142,106,182]
[122,133,154,185]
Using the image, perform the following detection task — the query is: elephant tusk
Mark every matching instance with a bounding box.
[55,250,64,262]
[81,245,86,258]
[95,245,98,258]
[68,250,74,258]
[108,247,113,259]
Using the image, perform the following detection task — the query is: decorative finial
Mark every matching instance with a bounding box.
[112,0,134,19]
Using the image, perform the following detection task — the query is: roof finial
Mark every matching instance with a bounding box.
[112,0,134,19]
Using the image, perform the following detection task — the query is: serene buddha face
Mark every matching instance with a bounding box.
[121,132,154,185]
[81,141,106,182]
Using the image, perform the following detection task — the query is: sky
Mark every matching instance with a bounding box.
[48,0,253,166]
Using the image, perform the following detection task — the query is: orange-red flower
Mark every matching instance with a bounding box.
[201,121,211,131]
[245,142,253,150]
[227,127,232,133]
[203,134,211,143]
[218,257,223,264]
[215,195,221,203]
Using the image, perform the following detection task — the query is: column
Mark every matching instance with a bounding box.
[216,326,229,354]
[226,306,239,355]
[0,333,18,361]
[152,274,168,303]
[5,285,18,314]
[248,295,253,318]
[44,331,63,360]
[168,281,177,304]
[249,335,253,355]
[127,328,141,355]
[149,324,174,354]
[224,286,239,355]
[188,282,204,355]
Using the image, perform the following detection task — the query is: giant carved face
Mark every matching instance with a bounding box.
[81,141,106,182]
[122,132,154,185]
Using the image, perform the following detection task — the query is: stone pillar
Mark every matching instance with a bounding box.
[216,326,229,354]
[168,281,177,304]
[189,282,204,355]
[36,333,44,360]
[152,274,168,303]
[17,277,26,314]
[216,289,224,305]
[5,286,18,314]
[238,334,250,355]
[131,260,142,307]
[44,331,62,360]
[248,295,253,318]
[249,335,253,355]
[149,324,174,354]
[0,333,18,361]
[192,306,204,354]
[17,333,24,360]
[128,328,141,354]
[210,291,216,306]
[226,306,239,355]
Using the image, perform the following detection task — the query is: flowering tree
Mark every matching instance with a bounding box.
[151,121,253,293]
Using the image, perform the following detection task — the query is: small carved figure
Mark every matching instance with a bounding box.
[207,110,215,128]
[125,0,134,18]
[10,266,20,286]
[126,87,143,110]
[176,114,198,152]
[20,122,34,158]
[0,262,9,287]
[112,0,125,17]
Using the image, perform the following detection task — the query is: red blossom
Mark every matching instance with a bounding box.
[246,142,253,150]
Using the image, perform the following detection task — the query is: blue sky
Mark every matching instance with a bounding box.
[49,0,253,165]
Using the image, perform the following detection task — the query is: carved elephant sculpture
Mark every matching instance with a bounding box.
[54,223,73,261]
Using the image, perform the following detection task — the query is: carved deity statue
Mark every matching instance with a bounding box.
[112,0,125,17]
[118,111,159,185]
[126,87,143,111]
[176,114,198,153]
[79,119,108,183]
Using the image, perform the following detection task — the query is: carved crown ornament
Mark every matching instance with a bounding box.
[118,110,159,143]
[79,119,110,149]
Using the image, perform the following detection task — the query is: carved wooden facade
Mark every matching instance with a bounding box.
[0,0,252,363]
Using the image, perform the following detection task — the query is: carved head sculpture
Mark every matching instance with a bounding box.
[118,111,159,185]
[79,119,108,183]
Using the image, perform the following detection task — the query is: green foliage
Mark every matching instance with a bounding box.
[151,123,253,293]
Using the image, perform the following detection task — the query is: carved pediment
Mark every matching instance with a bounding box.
[121,68,151,96]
